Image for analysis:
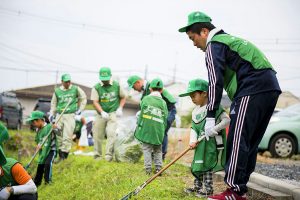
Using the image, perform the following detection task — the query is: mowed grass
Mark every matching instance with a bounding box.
[4,128,206,200]
[37,155,202,200]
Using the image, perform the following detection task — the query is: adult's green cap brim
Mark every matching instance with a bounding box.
[178,11,212,32]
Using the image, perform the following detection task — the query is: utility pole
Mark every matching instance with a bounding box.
[144,65,148,80]
[172,65,177,84]
[55,70,59,88]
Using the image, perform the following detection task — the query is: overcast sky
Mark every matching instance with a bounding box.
[0,0,300,96]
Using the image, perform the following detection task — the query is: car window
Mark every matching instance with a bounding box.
[275,104,300,117]
[1,96,20,109]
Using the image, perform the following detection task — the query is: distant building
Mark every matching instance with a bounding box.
[276,91,300,108]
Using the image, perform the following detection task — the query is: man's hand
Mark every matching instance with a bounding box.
[204,118,217,141]
[0,187,11,200]
[116,107,123,117]
[101,111,109,119]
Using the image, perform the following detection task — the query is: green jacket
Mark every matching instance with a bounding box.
[191,106,227,177]
[135,94,168,145]
[210,34,274,100]
[35,124,57,164]
[0,158,18,187]
[94,81,120,113]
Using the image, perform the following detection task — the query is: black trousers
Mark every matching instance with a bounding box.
[8,193,37,200]
[224,91,280,195]
[34,150,56,186]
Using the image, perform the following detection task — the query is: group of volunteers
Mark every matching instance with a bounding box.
[1,11,281,200]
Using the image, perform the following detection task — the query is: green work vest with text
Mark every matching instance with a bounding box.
[210,34,274,100]
[135,95,168,145]
[0,158,18,187]
[94,81,120,113]
[55,85,78,114]
[191,106,227,177]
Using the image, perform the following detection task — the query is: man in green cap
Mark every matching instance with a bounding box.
[135,78,168,175]
[91,67,126,161]
[50,73,87,162]
[0,122,9,147]
[179,79,229,197]
[127,75,176,160]
[179,11,281,200]
[0,146,38,200]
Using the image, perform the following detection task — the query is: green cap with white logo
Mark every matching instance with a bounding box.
[127,75,142,88]
[178,11,212,33]
[179,79,208,97]
[99,67,112,81]
[61,74,71,82]
[150,78,164,89]
[26,111,45,122]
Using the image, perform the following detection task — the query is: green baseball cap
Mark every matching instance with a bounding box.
[26,111,45,122]
[61,74,71,82]
[0,146,7,165]
[150,78,164,89]
[127,75,142,88]
[99,67,112,81]
[179,79,208,97]
[178,11,212,33]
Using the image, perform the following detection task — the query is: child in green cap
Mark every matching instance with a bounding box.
[179,79,230,197]
[134,78,168,175]
[27,111,58,186]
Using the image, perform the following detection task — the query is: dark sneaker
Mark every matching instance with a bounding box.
[146,169,152,175]
[155,168,162,176]
[94,155,102,160]
[208,188,247,200]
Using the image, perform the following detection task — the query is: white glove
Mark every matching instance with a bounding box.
[49,114,55,123]
[135,111,141,119]
[101,111,109,119]
[204,117,217,141]
[0,188,11,200]
[75,110,81,115]
[116,107,123,117]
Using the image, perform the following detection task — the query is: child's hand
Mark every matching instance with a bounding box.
[52,124,57,129]
[189,142,198,149]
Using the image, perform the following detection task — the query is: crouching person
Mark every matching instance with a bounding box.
[0,146,37,200]
[134,78,168,175]
[27,111,58,187]
[179,79,230,197]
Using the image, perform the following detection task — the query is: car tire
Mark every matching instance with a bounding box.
[270,133,296,158]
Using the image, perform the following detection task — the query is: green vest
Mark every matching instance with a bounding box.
[35,124,57,164]
[0,122,9,147]
[94,81,120,113]
[0,158,18,187]
[55,85,78,114]
[210,34,274,100]
[135,95,168,145]
[191,106,227,177]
